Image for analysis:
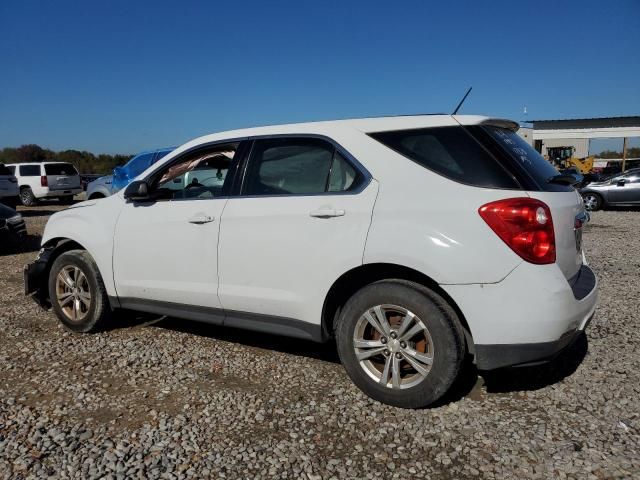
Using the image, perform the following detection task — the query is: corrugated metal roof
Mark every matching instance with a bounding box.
[528,116,640,130]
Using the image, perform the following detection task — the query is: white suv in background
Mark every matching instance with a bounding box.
[0,163,19,208]
[7,162,82,206]
[24,115,598,408]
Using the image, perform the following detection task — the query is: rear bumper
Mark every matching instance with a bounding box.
[442,263,598,370]
[40,188,82,198]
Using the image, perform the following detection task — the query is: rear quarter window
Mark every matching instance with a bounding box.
[20,165,41,176]
[0,164,13,175]
[45,163,78,176]
[370,126,520,189]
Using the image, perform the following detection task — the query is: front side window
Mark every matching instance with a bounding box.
[20,165,41,176]
[151,143,239,200]
[243,138,361,196]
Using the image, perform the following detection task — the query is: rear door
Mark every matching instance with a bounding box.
[45,163,81,191]
[218,137,377,329]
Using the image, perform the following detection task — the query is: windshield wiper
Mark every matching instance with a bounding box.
[547,173,578,186]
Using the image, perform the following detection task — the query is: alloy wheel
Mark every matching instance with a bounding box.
[353,304,434,390]
[55,265,92,322]
[583,194,598,211]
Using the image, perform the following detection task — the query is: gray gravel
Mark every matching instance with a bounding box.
[1,204,639,479]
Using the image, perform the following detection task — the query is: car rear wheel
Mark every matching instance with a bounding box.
[20,187,37,206]
[582,193,602,211]
[48,250,112,333]
[335,280,465,408]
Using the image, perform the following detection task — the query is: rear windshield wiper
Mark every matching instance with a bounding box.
[547,173,578,186]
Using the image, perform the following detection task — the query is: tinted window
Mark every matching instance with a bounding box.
[6,165,15,175]
[244,138,341,195]
[0,164,12,176]
[371,127,519,189]
[20,165,41,176]
[45,163,78,176]
[478,126,571,192]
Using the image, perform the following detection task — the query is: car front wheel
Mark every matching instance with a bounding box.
[48,250,112,333]
[335,280,465,408]
[582,193,602,211]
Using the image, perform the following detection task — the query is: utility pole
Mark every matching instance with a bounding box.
[622,137,628,172]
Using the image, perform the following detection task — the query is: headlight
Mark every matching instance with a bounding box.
[7,214,22,224]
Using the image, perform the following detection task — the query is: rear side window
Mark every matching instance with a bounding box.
[243,138,362,196]
[370,127,519,189]
[0,164,12,175]
[45,163,78,176]
[20,165,41,176]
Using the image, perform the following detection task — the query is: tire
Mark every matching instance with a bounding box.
[20,187,37,206]
[48,250,112,333]
[582,192,602,211]
[88,193,105,200]
[335,280,465,408]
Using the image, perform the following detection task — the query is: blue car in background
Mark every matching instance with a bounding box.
[86,147,174,199]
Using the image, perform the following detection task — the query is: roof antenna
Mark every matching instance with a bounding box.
[451,87,472,115]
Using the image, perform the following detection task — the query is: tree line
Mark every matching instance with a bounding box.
[0,144,132,174]
[596,147,640,159]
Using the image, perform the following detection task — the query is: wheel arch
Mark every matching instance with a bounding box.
[321,262,475,354]
[31,238,89,307]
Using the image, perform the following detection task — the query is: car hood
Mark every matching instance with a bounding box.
[89,175,113,186]
[0,202,19,219]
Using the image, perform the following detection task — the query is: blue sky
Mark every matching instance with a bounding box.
[0,0,638,154]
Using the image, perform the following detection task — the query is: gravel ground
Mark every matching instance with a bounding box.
[0,204,639,479]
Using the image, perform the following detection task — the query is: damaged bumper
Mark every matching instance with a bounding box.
[24,246,53,308]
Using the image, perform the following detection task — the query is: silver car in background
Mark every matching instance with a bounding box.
[580,168,640,211]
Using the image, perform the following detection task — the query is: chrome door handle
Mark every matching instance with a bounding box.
[188,214,215,224]
[309,208,345,218]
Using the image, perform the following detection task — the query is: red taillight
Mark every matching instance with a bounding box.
[478,198,555,264]
[40,176,48,187]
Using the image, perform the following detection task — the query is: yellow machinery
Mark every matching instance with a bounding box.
[545,146,594,173]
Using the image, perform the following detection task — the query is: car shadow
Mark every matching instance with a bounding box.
[480,332,589,393]
[111,312,341,364]
[109,312,589,406]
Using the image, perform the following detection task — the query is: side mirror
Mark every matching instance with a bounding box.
[617,179,626,187]
[124,180,151,201]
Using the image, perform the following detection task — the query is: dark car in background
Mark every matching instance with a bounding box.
[0,202,26,245]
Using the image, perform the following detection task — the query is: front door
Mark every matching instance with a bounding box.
[218,137,378,332]
[608,174,640,204]
[113,141,245,315]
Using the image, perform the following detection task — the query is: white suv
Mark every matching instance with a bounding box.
[24,115,598,408]
[7,162,82,206]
